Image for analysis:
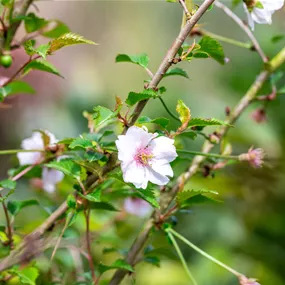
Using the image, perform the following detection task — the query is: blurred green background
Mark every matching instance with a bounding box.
[0,1,285,284]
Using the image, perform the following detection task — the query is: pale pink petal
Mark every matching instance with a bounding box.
[123,161,148,189]
[149,136,177,164]
[42,167,64,193]
[151,161,174,177]
[124,197,152,217]
[125,126,156,149]
[146,166,170,186]
[17,152,43,166]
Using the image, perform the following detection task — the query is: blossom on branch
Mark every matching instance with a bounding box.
[243,0,284,30]
[17,131,64,193]
[124,197,152,217]
[116,126,177,189]
[239,147,265,168]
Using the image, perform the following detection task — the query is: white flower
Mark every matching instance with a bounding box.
[116,126,177,189]
[17,131,57,166]
[17,131,64,193]
[243,0,284,30]
[124,197,152,217]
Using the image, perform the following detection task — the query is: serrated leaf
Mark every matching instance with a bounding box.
[188,117,231,127]
[164,68,189,79]
[42,20,70,38]
[135,188,159,208]
[98,259,134,274]
[69,138,93,149]
[23,60,62,77]
[176,100,191,132]
[0,81,35,100]
[48,32,96,54]
[0,179,16,190]
[78,189,101,203]
[176,189,220,208]
[137,116,169,128]
[24,13,48,33]
[126,90,155,106]
[115,53,149,68]
[24,40,36,56]
[198,36,225,65]
[93,106,115,127]
[7,199,39,216]
[46,159,81,179]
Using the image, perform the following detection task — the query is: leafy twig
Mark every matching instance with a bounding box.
[158,97,180,122]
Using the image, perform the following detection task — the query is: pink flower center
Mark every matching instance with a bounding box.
[134,147,153,166]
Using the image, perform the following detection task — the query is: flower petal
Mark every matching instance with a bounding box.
[17,152,42,166]
[124,197,152,217]
[42,168,64,193]
[151,162,174,177]
[149,136,177,164]
[146,166,170,186]
[122,161,148,189]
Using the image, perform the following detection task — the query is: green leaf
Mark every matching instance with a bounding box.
[35,44,51,59]
[12,266,39,285]
[188,117,231,128]
[46,159,80,179]
[24,13,48,33]
[270,71,283,86]
[193,51,209,58]
[98,259,134,274]
[271,34,284,44]
[176,100,191,131]
[126,90,155,106]
[69,138,93,149]
[93,106,115,127]
[85,150,105,162]
[78,190,101,203]
[164,68,189,79]
[176,189,220,208]
[115,53,149,68]
[7,199,39,216]
[67,194,77,209]
[135,188,159,208]
[89,202,118,211]
[277,85,285,95]
[23,60,62,77]
[144,256,160,267]
[48,32,97,54]
[23,41,51,59]
[198,36,225,65]
[0,179,16,190]
[176,131,197,140]
[42,21,70,38]
[137,116,169,128]
[0,81,35,101]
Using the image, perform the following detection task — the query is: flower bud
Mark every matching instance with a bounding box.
[251,108,266,123]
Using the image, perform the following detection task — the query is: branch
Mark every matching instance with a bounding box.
[109,46,285,285]
[126,0,217,131]
[215,1,268,63]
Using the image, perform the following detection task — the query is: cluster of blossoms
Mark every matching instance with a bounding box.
[243,0,284,30]
[17,131,64,193]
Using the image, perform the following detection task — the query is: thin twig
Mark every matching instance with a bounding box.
[215,1,268,63]
[0,196,13,249]
[125,0,217,133]
[158,97,180,122]
[84,207,97,284]
[145,67,154,78]
[167,230,198,285]
[179,0,191,20]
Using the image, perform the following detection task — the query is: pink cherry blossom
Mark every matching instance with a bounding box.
[239,275,261,285]
[239,147,265,168]
[124,197,152,217]
[116,126,177,189]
